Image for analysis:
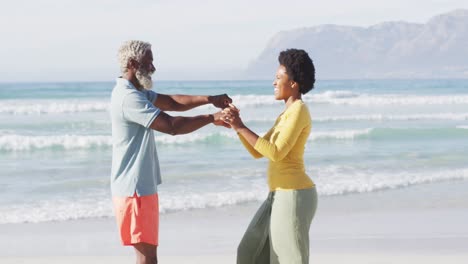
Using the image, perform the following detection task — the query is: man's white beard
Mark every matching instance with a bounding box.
[136,68,154,90]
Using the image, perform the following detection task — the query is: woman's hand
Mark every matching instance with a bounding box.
[221,104,244,131]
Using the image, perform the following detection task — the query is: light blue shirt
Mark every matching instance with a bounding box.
[110,78,162,197]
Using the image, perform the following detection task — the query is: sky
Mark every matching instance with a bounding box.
[1,0,468,82]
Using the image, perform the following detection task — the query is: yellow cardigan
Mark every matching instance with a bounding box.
[238,100,315,191]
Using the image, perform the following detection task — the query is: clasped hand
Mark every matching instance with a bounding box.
[219,103,243,130]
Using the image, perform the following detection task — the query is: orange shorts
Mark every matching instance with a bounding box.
[112,193,159,246]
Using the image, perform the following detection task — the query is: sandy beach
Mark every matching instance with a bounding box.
[1,180,467,264]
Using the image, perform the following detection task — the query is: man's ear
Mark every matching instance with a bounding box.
[128,59,139,71]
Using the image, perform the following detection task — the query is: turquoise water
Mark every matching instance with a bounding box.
[0,79,467,223]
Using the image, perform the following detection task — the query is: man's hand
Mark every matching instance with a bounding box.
[212,111,231,128]
[209,94,232,109]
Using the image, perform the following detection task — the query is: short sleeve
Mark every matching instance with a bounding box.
[145,90,159,103]
[122,91,161,128]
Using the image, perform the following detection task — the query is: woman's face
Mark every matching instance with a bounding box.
[273,65,293,100]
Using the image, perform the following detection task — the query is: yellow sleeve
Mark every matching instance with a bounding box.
[238,133,263,159]
[238,127,275,159]
[254,105,309,162]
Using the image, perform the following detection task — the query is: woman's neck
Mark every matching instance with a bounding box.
[284,95,301,108]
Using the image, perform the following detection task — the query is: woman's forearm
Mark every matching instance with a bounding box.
[235,126,259,147]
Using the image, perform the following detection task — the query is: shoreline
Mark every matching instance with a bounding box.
[3,253,468,264]
[1,180,468,263]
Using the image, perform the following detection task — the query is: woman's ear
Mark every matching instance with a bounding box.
[291,81,297,89]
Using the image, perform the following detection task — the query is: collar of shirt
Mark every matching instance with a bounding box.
[116,77,137,90]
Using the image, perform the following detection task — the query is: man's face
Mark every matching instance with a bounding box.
[135,49,156,90]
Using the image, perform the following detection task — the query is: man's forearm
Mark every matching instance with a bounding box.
[169,95,211,111]
[170,114,214,135]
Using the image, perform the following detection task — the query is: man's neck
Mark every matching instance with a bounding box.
[122,73,141,90]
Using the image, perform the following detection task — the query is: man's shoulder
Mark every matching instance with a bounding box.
[112,84,139,101]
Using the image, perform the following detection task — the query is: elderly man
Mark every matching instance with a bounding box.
[110,40,231,264]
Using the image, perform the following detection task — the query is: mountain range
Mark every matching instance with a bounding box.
[246,9,468,79]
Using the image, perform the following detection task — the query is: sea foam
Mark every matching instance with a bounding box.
[2,167,467,224]
[4,127,466,151]
[3,91,468,115]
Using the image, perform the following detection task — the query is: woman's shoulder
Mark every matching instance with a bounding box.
[293,100,309,112]
[286,100,311,120]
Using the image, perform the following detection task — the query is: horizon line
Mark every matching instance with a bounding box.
[2,77,468,84]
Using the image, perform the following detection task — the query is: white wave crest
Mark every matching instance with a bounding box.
[314,113,468,122]
[2,91,467,116]
[0,192,114,224]
[314,167,468,196]
[0,133,239,151]
[229,92,468,107]
[231,91,468,107]
[154,131,237,144]
[303,93,468,106]
[0,135,112,151]
[0,128,376,151]
[0,179,268,224]
[230,90,359,107]
[0,100,109,115]
[310,129,373,140]
[313,90,360,99]
[2,167,468,224]
[242,113,468,123]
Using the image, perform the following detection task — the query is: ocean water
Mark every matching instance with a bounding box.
[0,79,467,224]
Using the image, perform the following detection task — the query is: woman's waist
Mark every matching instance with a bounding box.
[267,173,314,191]
[267,161,305,173]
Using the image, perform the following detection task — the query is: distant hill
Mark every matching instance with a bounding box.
[246,9,468,79]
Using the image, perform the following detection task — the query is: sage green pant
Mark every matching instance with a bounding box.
[237,188,318,264]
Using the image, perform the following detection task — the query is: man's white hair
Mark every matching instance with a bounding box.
[118,40,152,74]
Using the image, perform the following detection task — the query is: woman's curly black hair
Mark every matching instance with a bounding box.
[278,49,315,94]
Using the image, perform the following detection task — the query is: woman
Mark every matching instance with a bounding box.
[222,49,318,264]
